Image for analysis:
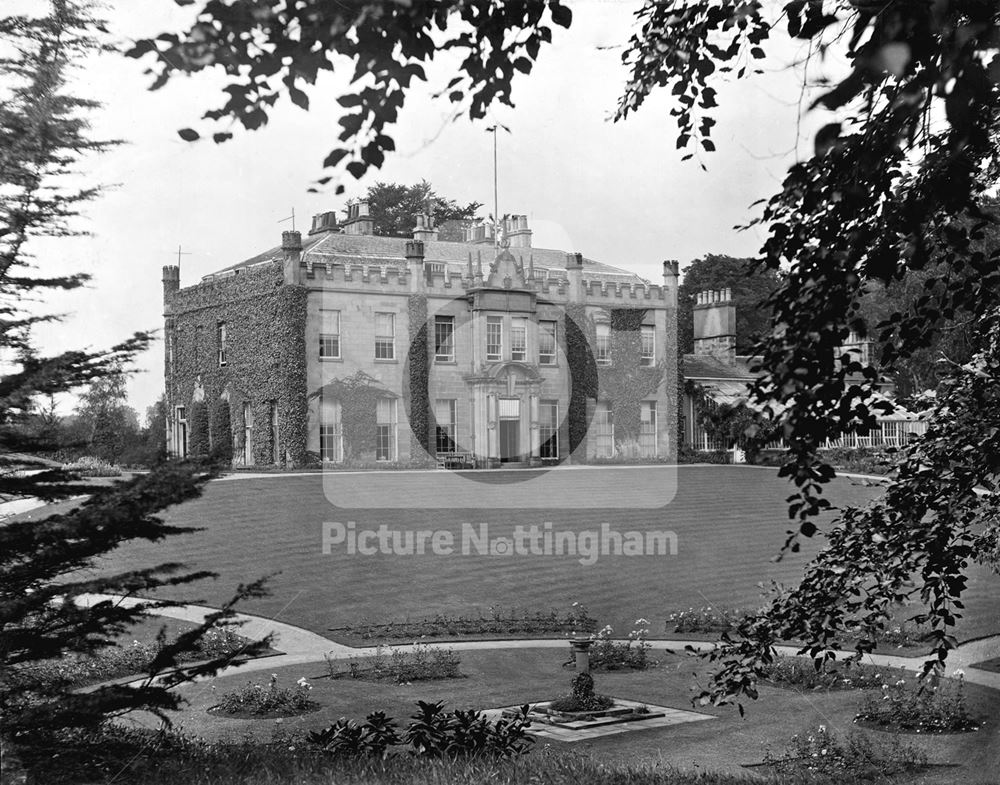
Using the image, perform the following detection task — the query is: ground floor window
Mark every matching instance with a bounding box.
[242,401,253,465]
[174,406,187,458]
[594,400,614,458]
[376,397,397,461]
[539,400,559,459]
[435,398,457,453]
[320,397,343,462]
[640,401,657,457]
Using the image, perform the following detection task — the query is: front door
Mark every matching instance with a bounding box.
[498,397,520,463]
[499,419,519,462]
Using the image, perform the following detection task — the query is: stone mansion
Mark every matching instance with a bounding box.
[161,204,683,468]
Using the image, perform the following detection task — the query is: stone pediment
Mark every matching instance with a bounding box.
[485,250,527,290]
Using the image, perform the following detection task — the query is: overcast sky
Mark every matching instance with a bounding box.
[25,1,834,417]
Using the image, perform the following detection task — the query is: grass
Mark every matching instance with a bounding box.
[96,466,999,644]
[13,726,851,785]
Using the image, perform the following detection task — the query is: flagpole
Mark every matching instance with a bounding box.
[489,126,499,251]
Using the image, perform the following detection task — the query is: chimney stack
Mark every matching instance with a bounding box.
[282,230,303,284]
[343,200,374,235]
[693,288,736,364]
[310,211,338,235]
[406,240,425,292]
[413,212,439,243]
[565,252,584,302]
[662,260,679,307]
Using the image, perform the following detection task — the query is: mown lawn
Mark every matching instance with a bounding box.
[95,466,1000,643]
[121,649,1000,784]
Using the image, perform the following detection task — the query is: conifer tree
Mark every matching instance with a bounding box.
[0,0,268,736]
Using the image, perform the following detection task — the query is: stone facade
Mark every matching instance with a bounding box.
[163,207,679,468]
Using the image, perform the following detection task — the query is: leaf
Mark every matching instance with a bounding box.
[346,160,367,179]
[177,128,200,142]
[813,123,841,156]
[289,87,309,110]
[550,2,572,28]
[322,148,349,168]
[211,132,232,144]
[799,521,817,537]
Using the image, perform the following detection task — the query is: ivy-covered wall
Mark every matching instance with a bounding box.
[164,262,308,467]
[563,305,673,461]
[599,308,665,450]
[406,293,431,459]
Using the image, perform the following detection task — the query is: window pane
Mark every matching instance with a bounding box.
[641,324,655,365]
[375,312,395,359]
[435,316,455,361]
[320,397,343,462]
[486,316,502,361]
[321,310,340,334]
[594,400,613,457]
[435,399,456,453]
[511,318,527,361]
[539,320,556,364]
[640,401,656,457]
[595,323,610,364]
[539,400,559,459]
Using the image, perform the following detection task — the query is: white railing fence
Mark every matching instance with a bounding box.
[688,417,928,452]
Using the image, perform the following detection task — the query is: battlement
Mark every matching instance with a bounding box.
[299,258,668,302]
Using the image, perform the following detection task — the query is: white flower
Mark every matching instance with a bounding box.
[296,677,311,690]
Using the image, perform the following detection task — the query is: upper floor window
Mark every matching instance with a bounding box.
[640,324,655,366]
[374,312,395,360]
[511,317,527,362]
[434,316,455,362]
[486,316,503,361]
[218,322,228,367]
[539,320,557,365]
[595,322,611,365]
[320,310,341,359]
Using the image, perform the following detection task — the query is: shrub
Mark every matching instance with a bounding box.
[666,605,748,634]
[211,402,234,463]
[762,656,893,691]
[585,620,656,671]
[547,673,614,713]
[62,456,122,477]
[308,700,533,759]
[13,627,256,689]
[187,400,210,458]
[764,724,927,781]
[855,671,977,732]
[214,674,316,717]
[325,644,461,684]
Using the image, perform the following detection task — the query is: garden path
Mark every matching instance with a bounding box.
[79,593,1000,691]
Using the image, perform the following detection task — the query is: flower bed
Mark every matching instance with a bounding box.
[324,644,462,684]
[763,724,929,781]
[575,621,657,671]
[855,671,978,733]
[330,603,596,643]
[210,674,318,719]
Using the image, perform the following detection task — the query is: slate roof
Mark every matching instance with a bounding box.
[682,353,758,381]
[203,231,647,283]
